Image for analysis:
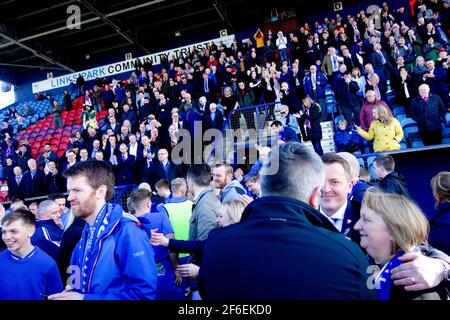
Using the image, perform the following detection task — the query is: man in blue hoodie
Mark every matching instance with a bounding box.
[128,188,184,300]
[49,160,157,300]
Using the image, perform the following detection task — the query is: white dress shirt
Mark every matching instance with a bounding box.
[320,202,347,232]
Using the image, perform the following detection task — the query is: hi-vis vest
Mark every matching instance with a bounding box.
[163,200,193,258]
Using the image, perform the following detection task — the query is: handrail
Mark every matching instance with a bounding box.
[355,143,450,160]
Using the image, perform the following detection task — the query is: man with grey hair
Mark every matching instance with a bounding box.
[410,83,446,145]
[31,200,63,261]
[200,142,375,300]
[23,158,45,198]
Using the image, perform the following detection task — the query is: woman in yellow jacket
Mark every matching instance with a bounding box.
[355,105,404,152]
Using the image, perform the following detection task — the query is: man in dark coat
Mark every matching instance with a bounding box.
[202,103,224,131]
[57,217,86,283]
[422,60,449,106]
[410,84,446,146]
[7,166,29,199]
[303,65,328,121]
[22,159,45,198]
[336,73,361,126]
[115,143,136,186]
[199,143,376,300]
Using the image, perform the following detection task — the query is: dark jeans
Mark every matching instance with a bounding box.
[53,115,63,129]
[420,129,442,146]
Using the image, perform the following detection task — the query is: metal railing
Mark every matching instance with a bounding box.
[207,102,278,163]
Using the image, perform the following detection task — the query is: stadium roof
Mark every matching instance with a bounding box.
[0,0,301,74]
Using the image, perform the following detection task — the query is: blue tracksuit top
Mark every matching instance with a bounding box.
[70,204,157,300]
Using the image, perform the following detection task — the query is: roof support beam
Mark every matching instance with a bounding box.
[0,31,75,72]
[10,1,73,21]
[0,0,166,50]
[0,63,66,71]
[212,0,235,33]
[76,0,162,54]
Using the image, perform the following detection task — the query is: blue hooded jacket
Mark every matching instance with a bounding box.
[70,204,157,300]
[138,212,184,300]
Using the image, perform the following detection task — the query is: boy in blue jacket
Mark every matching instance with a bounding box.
[0,209,63,299]
[49,160,157,300]
[334,117,362,153]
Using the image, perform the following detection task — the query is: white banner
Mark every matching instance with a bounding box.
[32,34,235,93]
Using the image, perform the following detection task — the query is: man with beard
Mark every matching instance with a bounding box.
[49,161,157,300]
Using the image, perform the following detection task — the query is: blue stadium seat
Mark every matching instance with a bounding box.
[386,94,395,105]
[357,157,365,168]
[407,132,422,147]
[400,142,408,150]
[403,125,418,138]
[446,113,450,126]
[411,140,424,148]
[442,127,450,138]
[395,113,407,123]
[442,137,450,144]
[401,117,417,128]
[325,90,334,97]
[393,106,406,117]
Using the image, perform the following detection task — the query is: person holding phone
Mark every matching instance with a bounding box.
[354,105,403,152]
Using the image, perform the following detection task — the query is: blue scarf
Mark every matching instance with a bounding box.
[74,203,119,293]
[375,251,404,300]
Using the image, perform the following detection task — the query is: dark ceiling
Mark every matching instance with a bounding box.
[0,0,295,75]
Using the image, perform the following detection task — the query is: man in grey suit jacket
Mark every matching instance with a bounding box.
[186,164,220,300]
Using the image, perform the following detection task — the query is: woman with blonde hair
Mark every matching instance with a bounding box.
[354,187,447,300]
[150,200,247,279]
[429,172,450,255]
[302,96,323,155]
[351,67,366,97]
[355,104,403,152]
